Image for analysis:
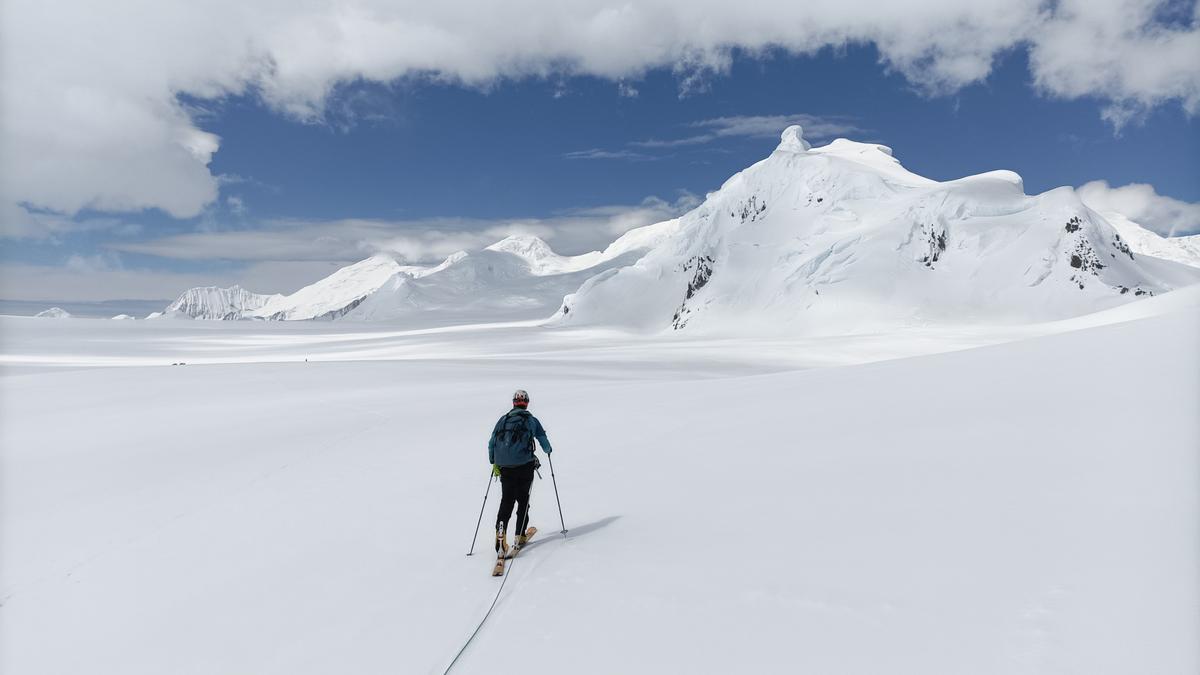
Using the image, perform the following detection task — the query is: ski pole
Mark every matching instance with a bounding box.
[547,453,568,535]
[466,472,495,556]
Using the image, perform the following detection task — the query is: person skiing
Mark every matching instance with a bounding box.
[488,389,552,562]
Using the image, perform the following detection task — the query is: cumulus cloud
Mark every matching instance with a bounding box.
[2,0,1197,230]
[0,193,697,303]
[0,259,342,302]
[108,193,698,264]
[1030,0,1200,127]
[0,202,144,240]
[1078,180,1200,236]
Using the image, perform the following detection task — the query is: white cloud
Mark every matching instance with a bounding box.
[0,202,143,240]
[0,259,342,302]
[563,148,657,161]
[3,0,1197,230]
[631,113,864,148]
[1030,0,1200,128]
[226,196,247,216]
[108,193,698,264]
[1,194,697,303]
[1078,180,1200,236]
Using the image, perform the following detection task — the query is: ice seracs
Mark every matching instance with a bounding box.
[157,285,281,320]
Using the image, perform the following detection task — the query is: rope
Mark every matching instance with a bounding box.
[441,546,519,675]
[443,467,540,674]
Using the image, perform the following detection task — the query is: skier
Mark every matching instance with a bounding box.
[488,389,552,564]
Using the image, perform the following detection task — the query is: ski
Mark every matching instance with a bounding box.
[491,526,535,575]
[505,526,537,559]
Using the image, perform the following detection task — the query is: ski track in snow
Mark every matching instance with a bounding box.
[1,290,1198,674]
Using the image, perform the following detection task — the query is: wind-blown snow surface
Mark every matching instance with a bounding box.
[1,291,1197,674]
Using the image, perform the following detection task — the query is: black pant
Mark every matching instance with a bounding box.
[495,462,535,536]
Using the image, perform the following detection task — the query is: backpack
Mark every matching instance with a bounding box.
[492,411,533,459]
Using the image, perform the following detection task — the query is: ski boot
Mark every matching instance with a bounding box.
[492,523,509,576]
[495,523,509,557]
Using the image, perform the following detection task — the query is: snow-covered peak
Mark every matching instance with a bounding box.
[552,129,1200,334]
[161,285,281,320]
[484,221,687,277]
[807,138,933,187]
[1100,211,1200,268]
[438,250,469,267]
[487,235,557,261]
[111,314,136,320]
[252,254,406,321]
[776,125,811,153]
[485,235,601,275]
[35,307,71,318]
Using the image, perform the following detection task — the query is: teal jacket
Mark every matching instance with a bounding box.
[488,408,553,467]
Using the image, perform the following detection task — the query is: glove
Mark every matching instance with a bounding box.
[533,456,542,470]
[492,464,501,477]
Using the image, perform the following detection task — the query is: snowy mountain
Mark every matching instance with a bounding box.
[246,220,682,323]
[250,255,434,321]
[551,126,1200,334]
[1101,212,1200,268]
[159,127,1196,330]
[34,307,71,318]
[158,285,282,320]
[484,218,682,275]
[111,314,136,320]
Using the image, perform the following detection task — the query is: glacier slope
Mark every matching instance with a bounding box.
[1,296,1197,674]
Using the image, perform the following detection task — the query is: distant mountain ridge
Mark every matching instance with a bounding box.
[157,285,282,320]
[153,127,1199,330]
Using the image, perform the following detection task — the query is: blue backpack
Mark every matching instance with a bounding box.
[492,411,533,462]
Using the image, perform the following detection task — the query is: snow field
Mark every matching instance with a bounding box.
[1,298,1197,674]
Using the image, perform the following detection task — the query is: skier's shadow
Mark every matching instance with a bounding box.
[520,515,620,553]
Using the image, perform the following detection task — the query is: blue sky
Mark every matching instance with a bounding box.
[200,47,1200,218]
[3,1,1199,310]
